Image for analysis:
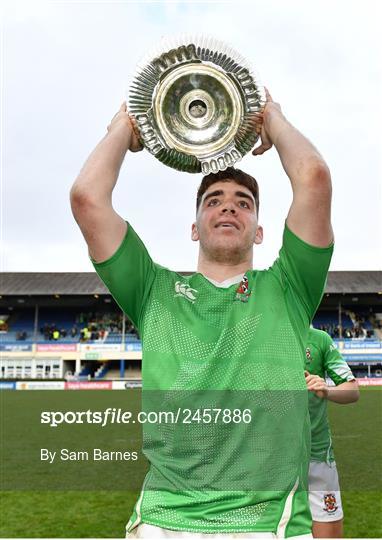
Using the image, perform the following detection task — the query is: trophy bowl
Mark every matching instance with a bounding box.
[128,35,266,174]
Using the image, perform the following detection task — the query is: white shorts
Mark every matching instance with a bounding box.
[308,461,344,522]
[127,523,313,539]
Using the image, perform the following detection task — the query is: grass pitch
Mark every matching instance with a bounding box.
[0,387,381,538]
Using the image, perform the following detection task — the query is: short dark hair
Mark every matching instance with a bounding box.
[196,167,260,215]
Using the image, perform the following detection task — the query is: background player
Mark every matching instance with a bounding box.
[305,328,359,538]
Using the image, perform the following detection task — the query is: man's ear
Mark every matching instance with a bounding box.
[254,225,263,245]
[191,222,199,242]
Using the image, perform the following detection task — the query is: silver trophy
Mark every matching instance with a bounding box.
[128,35,265,174]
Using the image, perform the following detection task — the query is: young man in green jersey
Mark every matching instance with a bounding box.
[70,90,334,538]
[305,328,359,538]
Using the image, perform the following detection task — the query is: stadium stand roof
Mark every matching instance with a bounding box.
[1,271,382,295]
[326,272,382,294]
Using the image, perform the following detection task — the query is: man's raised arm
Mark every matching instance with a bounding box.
[253,91,333,247]
[70,102,142,262]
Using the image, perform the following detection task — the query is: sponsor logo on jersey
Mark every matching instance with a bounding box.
[174,281,198,303]
[234,275,251,303]
[323,493,338,514]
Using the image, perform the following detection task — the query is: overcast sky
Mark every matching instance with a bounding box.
[2,0,381,273]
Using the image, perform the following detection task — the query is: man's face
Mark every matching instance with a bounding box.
[191,180,263,264]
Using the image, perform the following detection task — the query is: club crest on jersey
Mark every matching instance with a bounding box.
[174,281,198,303]
[234,276,251,303]
[305,347,312,363]
[323,493,338,514]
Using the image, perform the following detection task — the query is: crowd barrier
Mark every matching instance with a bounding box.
[0,378,380,390]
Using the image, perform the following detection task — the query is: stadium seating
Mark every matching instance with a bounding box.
[312,309,375,339]
[0,307,139,343]
[1,306,377,344]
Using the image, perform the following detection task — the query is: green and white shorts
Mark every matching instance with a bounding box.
[308,461,344,522]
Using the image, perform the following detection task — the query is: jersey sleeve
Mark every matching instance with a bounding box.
[91,223,157,331]
[277,224,334,322]
[322,333,355,385]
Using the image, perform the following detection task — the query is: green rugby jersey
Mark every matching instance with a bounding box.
[305,328,355,463]
[92,223,333,537]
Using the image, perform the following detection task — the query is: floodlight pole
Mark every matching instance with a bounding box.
[33,303,39,343]
[338,301,342,339]
[120,311,126,379]
[122,311,126,345]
